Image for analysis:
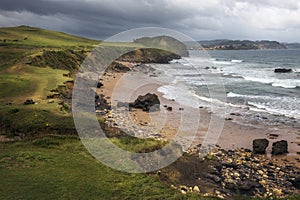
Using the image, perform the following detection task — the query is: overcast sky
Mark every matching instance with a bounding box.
[1,0,300,42]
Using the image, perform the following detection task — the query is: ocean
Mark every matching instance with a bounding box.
[152,49,300,128]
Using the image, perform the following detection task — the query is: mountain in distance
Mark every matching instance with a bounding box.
[283,42,300,49]
[193,39,300,50]
[134,36,189,57]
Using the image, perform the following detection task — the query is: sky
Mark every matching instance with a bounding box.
[1,0,300,42]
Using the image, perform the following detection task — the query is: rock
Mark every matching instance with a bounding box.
[253,139,269,154]
[291,176,300,189]
[193,185,200,192]
[268,133,279,139]
[205,174,221,183]
[272,188,282,196]
[274,68,292,73]
[95,94,111,110]
[23,99,35,105]
[237,181,261,195]
[96,82,103,88]
[180,186,188,194]
[272,140,288,155]
[167,106,172,111]
[230,112,241,116]
[225,118,233,121]
[108,62,131,72]
[129,93,160,112]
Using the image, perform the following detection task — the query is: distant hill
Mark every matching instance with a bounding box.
[196,39,287,50]
[0,25,99,47]
[284,43,300,49]
[134,36,189,57]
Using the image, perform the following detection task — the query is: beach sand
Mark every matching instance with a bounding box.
[97,63,300,167]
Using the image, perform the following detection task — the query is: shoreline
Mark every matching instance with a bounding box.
[97,61,300,168]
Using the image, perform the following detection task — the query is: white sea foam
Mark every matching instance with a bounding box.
[272,83,297,89]
[213,61,232,65]
[293,68,300,73]
[227,92,244,98]
[272,79,300,89]
[243,76,274,84]
[231,59,243,63]
[247,101,300,119]
[242,76,300,89]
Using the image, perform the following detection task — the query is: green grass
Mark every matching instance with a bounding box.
[0,136,216,200]
[0,26,99,47]
[0,65,71,102]
[0,104,75,137]
[111,136,167,153]
[0,26,147,49]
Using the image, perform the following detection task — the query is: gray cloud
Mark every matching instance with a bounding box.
[0,0,300,42]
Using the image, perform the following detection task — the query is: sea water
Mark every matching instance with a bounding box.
[152,49,300,127]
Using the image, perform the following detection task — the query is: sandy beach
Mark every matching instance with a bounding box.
[97,62,300,168]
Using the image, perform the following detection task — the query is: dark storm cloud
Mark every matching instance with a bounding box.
[0,0,300,42]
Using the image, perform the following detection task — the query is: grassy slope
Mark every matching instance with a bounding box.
[0,26,212,200]
[0,136,213,200]
[0,26,98,47]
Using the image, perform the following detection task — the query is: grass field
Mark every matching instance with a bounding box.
[0,136,218,200]
[0,26,98,47]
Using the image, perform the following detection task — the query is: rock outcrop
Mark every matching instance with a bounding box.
[23,99,35,105]
[274,68,292,73]
[129,93,160,112]
[272,140,288,155]
[253,139,269,154]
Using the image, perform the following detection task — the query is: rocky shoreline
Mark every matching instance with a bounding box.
[159,147,300,199]
[95,59,300,199]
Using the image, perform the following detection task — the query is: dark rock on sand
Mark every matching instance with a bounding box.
[96,82,103,88]
[167,106,172,111]
[272,140,288,155]
[23,99,35,105]
[95,94,111,110]
[274,68,292,73]
[253,139,269,154]
[129,93,160,112]
[107,61,130,72]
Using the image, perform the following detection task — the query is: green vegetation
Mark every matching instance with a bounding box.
[0,136,215,200]
[0,26,98,47]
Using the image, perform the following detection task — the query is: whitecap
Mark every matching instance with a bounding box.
[231,59,243,63]
[243,76,274,84]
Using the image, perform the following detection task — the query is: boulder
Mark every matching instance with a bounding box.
[108,62,130,72]
[166,106,172,111]
[129,93,160,112]
[95,94,111,110]
[274,68,292,73]
[96,82,103,88]
[291,176,300,189]
[253,139,269,154]
[23,99,35,105]
[272,140,288,155]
